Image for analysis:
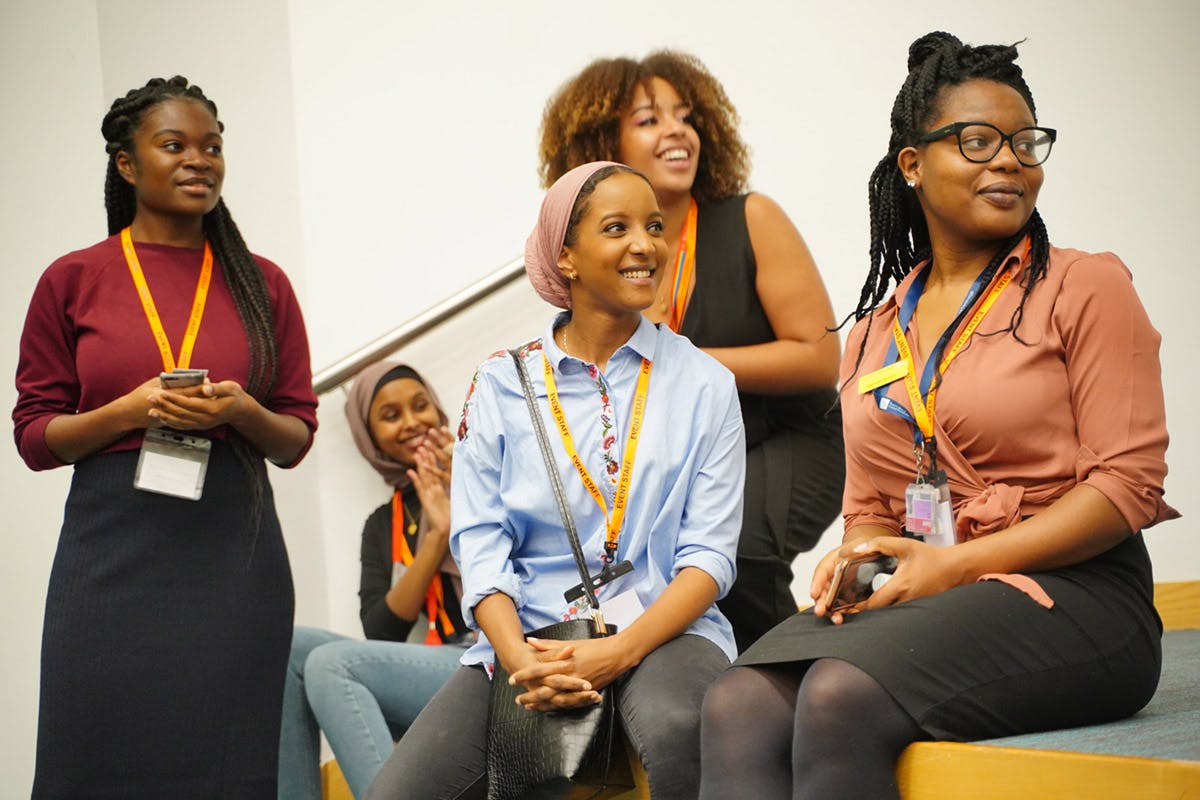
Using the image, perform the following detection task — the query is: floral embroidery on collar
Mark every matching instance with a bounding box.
[584,363,619,490]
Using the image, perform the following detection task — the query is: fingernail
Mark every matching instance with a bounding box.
[852,542,869,553]
[508,676,516,685]
[581,681,591,691]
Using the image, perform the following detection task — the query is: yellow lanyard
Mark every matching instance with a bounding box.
[666,199,698,333]
[891,266,1017,441]
[542,353,651,562]
[121,226,213,372]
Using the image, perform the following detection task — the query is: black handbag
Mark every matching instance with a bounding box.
[483,351,635,800]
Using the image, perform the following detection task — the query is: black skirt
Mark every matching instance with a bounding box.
[32,444,294,799]
[735,534,1162,740]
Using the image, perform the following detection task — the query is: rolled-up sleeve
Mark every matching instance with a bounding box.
[670,371,744,598]
[450,367,526,629]
[1056,253,1178,530]
[13,268,77,471]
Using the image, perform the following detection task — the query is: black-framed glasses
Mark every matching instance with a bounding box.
[917,121,1057,167]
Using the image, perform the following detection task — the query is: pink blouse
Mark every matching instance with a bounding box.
[841,244,1177,541]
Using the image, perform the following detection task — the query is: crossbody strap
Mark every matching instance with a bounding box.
[510,350,606,631]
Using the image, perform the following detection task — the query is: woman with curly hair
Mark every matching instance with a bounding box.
[540,51,845,652]
[699,32,1174,799]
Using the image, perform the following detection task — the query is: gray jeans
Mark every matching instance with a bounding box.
[364,634,729,800]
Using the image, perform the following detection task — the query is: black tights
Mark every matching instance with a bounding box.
[699,659,925,800]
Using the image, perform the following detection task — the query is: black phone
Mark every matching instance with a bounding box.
[823,554,899,613]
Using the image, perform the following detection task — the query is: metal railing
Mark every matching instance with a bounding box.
[312,257,525,395]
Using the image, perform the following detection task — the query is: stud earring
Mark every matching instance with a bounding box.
[906,179,916,189]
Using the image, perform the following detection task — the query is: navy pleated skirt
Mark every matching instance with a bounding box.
[736,533,1162,740]
[32,444,294,799]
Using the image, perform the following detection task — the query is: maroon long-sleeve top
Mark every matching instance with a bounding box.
[14,235,318,471]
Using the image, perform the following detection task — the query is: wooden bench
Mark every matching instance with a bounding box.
[896,580,1200,799]
[323,582,1200,799]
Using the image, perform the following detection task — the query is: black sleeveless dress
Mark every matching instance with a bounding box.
[680,194,845,652]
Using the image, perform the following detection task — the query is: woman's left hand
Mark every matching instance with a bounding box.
[523,634,635,692]
[408,446,451,541]
[147,379,249,431]
[845,536,963,615]
[421,425,455,479]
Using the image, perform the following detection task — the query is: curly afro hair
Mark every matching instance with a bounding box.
[538,50,750,203]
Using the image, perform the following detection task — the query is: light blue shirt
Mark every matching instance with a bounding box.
[451,314,745,665]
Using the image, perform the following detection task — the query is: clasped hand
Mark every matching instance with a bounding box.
[139,378,249,432]
[810,535,963,625]
[505,635,631,712]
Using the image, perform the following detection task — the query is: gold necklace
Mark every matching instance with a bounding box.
[401,497,418,535]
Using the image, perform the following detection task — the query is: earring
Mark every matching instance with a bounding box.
[906,179,916,189]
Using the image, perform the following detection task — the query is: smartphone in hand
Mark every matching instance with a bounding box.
[823,554,899,613]
[159,368,208,388]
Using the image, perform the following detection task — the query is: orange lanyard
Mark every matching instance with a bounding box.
[890,267,1017,442]
[542,354,651,563]
[666,199,698,333]
[390,491,452,644]
[121,227,213,372]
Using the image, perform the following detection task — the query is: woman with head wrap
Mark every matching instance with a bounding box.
[540,50,845,652]
[365,162,745,800]
[278,363,473,800]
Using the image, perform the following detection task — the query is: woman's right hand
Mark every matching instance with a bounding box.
[810,527,897,623]
[45,375,208,464]
[808,543,845,618]
[121,376,173,430]
[505,640,602,712]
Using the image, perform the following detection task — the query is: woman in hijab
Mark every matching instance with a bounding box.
[364,162,745,800]
[278,362,473,800]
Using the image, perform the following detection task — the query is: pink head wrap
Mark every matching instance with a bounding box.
[524,160,624,309]
[345,361,448,489]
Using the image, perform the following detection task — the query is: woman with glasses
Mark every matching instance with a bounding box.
[539,51,844,653]
[699,32,1175,800]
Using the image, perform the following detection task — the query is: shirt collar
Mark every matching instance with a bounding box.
[541,312,660,368]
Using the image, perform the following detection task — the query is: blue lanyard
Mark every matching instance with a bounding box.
[872,261,1001,450]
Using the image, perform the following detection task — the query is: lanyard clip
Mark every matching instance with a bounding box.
[914,436,939,482]
[923,436,939,478]
[563,559,634,605]
[589,607,609,637]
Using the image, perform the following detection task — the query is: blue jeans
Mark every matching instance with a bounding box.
[278,626,464,800]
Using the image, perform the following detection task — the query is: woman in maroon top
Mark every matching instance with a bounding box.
[13,76,318,798]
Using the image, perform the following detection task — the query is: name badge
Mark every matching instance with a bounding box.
[134,428,211,501]
[904,470,956,547]
[600,588,646,631]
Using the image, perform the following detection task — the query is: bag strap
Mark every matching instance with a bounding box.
[510,349,607,633]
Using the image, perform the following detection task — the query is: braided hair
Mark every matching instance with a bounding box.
[102,76,277,401]
[103,77,279,542]
[856,32,1050,340]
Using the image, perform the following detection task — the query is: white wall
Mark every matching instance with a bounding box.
[2,0,1195,790]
